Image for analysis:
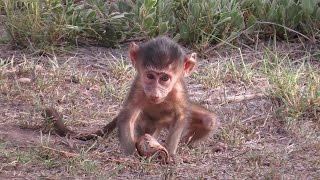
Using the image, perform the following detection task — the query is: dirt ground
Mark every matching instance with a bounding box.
[0,17,320,179]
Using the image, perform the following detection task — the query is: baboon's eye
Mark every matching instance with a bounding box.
[161,75,170,81]
[147,73,155,80]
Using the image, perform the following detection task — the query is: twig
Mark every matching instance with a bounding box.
[41,146,79,157]
[16,145,79,157]
[204,21,313,55]
[103,158,169,167]
[221,93,266,103]
[255,21,312,41]
[119,37,146,44]
[226,149,250,160]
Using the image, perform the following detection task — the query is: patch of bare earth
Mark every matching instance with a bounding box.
[1,24,319,179]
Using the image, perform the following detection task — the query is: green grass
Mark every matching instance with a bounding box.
[1,0,319,53]
[262,51,320,121]
[1,0,129,54]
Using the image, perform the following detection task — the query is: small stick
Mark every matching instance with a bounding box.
[221,93,265,103]
[41,146,79,157]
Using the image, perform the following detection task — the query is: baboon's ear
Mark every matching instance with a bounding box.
[129,42,139,68]
[184,53,197,77]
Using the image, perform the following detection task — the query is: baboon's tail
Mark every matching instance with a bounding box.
[41,107,117,140]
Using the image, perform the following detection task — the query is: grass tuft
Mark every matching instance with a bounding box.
[263,52,320,121]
